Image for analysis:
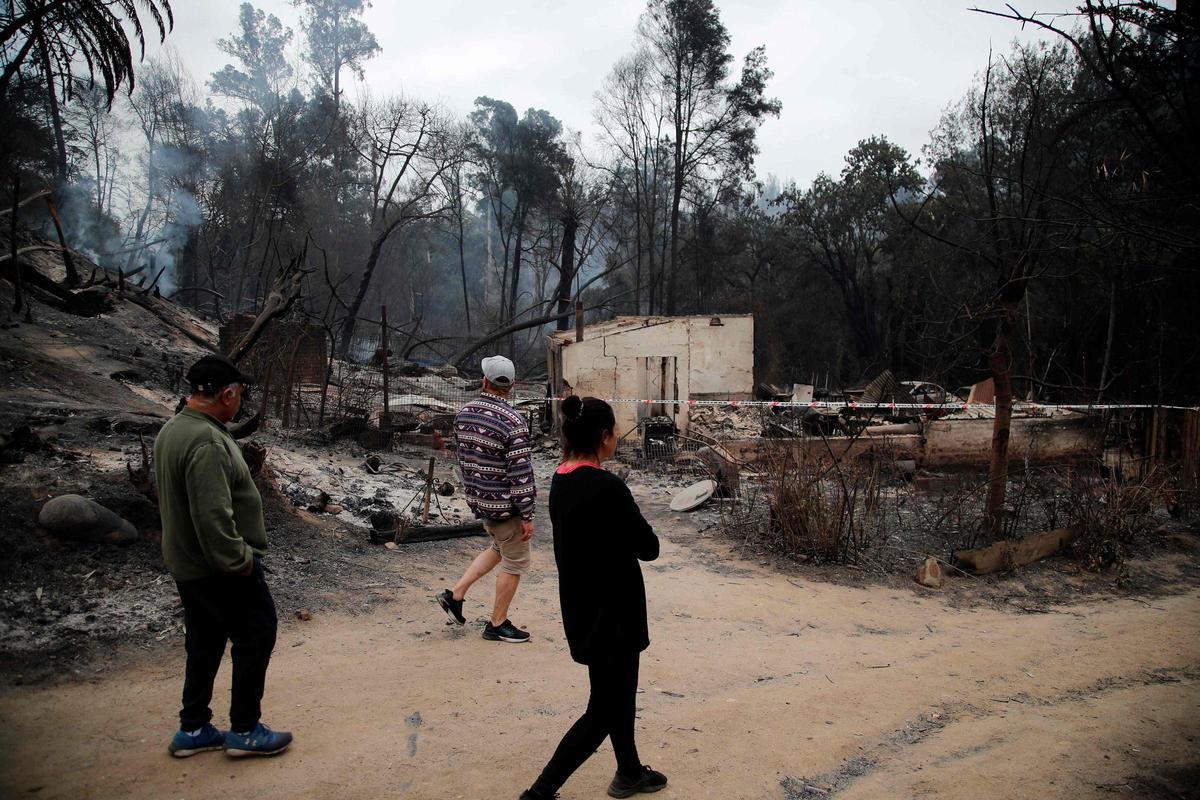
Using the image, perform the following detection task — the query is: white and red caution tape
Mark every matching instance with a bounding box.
[548,397,1199,413]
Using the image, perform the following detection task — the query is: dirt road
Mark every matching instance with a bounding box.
[1,488,1197,800]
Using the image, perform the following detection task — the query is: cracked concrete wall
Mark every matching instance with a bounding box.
[685,316,754,398]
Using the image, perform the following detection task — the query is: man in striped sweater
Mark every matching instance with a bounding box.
[438,355,537,643]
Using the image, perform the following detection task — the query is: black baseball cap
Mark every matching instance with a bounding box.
[186,354,255,395]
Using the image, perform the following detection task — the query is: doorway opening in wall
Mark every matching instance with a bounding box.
[637,355,679,420]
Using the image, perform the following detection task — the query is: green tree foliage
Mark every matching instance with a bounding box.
[1,0,172,184]
[470,98,567,332]
[0,0,173,104]
[210,3,294,111]
[2,0,1195,418]
[613,0,780,314]
[292,0,379,111]
[780,137,922,369]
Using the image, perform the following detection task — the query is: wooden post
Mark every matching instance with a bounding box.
[380,305,391,431]
[422,456,436,523]
[574,299,584,342]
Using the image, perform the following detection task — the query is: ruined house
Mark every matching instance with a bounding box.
[547,315,754,436]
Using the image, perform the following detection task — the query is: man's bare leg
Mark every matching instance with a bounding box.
[492,572,521,626]
[452,548,501,601]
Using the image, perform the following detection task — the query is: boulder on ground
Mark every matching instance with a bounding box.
[38,494,139,544]
[916,557,943,589]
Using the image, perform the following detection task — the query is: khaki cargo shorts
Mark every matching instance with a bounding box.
[485,517,531,576]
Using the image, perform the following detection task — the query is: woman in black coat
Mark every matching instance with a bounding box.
[520,396,668,800]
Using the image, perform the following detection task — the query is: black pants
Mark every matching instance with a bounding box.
[175,557,277,733]
[532,650,642,795]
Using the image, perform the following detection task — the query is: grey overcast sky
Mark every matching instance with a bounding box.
[148,0,1055,186]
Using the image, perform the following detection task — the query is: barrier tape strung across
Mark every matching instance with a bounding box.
[547,397,1200,413]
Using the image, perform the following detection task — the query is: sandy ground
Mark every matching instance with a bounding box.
[1,484,1198,800]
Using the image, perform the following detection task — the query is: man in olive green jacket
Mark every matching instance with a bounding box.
[155,355,292,759]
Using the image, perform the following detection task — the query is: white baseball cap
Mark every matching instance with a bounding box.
[481,355,515,386]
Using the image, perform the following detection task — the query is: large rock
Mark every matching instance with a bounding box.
[38,494,139,544]
[915,557,943,589]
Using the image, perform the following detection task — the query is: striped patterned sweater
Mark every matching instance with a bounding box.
[453,392,537,521]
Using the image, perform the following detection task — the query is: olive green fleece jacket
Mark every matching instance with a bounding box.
[154,407,267,581]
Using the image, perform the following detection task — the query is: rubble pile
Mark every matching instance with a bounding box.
[688,406,762,438]
[269,434,474,530]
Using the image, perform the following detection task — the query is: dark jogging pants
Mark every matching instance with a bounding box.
[175,557,277,733]
[531,650,643,795]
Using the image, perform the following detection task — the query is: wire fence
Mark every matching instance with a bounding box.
[253,321,547,451]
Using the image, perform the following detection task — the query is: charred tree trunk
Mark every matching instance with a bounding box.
[554,214,578,331]
[507,215,525,355]
[339,221,396,359]
[43,194,79,288]
[1097,267,1118,402]
[227,259,307,364]
[457,196,471,333]
[9,175,24,316]
[667,79,684,316]
[983,297,1020,540]
[36,31,67,187]
[667,161,682,316]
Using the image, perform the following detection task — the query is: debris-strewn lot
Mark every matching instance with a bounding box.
[1,274,1198,800]
[1,479,1197,800]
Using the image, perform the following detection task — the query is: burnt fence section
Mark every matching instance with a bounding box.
[235,316,546,452]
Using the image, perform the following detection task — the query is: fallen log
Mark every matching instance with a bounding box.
[401,520,487,544]
[863,422,920,436]
[125,292,218,352]
[952,525,1081,575]
[369,519,487,545]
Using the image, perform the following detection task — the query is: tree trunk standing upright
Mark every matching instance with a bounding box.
[37,30,67,186]
[554,214,579,331]
[507,213,525,356]
[632,164,644,314]
[667,76,684,316]
[1097,263,1120,402]
[983,298,1019,540]
[331,14,341,118]
[456,185,472,333]
[339,221,394,358]
[10,176,25,316]
[43,195,79,288]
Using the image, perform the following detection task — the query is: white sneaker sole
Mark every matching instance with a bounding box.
[484,633,531,643]
[169,744,223,758]
[225,742,291,758]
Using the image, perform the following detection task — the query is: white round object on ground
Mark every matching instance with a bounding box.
[670,479,717,512]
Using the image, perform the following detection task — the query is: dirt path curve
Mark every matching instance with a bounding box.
[2,485,1197,800]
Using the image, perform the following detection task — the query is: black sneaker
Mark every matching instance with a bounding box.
[437,589,465,625]
[608,765,668,797]
[482,619,530,643]
[519,791,559,800]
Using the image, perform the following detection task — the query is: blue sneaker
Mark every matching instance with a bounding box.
[224,722,293,757]
[168,723,226,758]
